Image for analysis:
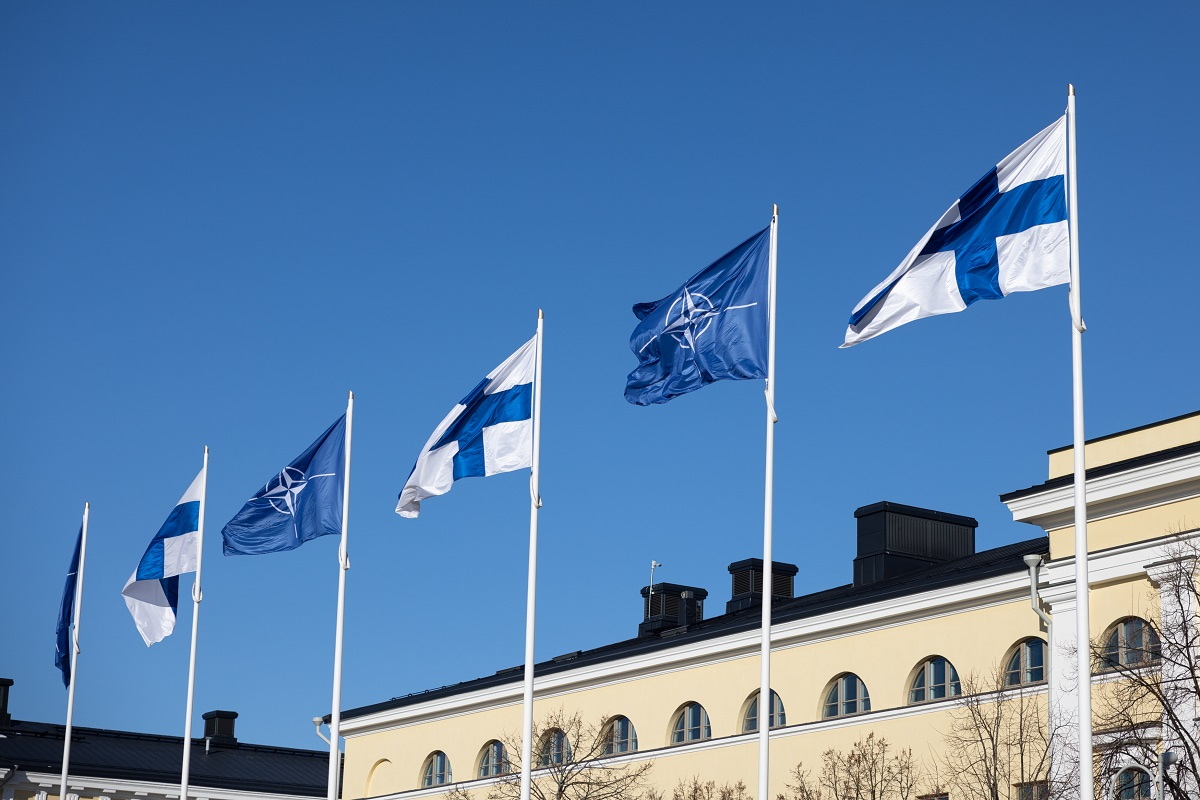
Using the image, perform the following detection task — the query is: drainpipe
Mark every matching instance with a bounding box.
[1023,555,1054,714]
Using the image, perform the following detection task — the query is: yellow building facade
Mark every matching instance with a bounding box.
[340,411,1200,800]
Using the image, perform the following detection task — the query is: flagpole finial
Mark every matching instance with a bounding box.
[348,390,354,400]
[1068,83,1075,96]
[538,308,544,320]
[772,203,778,217]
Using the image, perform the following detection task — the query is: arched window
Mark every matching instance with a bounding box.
[1114,768,1152,799]
[1004,639,1047,686]
[742,690,786,732]
[670,702,711,744]
[1100,618,1161,671]
[421,751,452,787]
[537,728,571,766]
[602,716,638,754]
[823,674,870,718]
[909,657,961,703]
[478,740,508,777]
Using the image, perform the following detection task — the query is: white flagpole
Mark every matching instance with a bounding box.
[1066,84,1093,800]
[59,501,89,800]
[180,447,209,800]
[757,206,780,800]
[327,392,354,800]
[519,311,545,800]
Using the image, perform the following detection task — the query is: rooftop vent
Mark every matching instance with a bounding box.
[852,502,977,587]
[639,583,707,638]
[202,710,238,745]
[726,559,799,613]
[0,677,12,728]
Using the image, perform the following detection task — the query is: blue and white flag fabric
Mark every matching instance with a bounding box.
[122,468,204,646]
[843,116,1069,347]
[222,415,346,555]
[54,526,83,687]
[397,337,536,518]
[625,227,770,405]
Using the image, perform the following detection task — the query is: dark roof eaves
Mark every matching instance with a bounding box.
[0,720,328,797]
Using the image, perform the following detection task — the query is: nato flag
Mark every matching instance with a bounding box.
[55,527,82,687]
[625,227,770,405]
[222,415,346,556]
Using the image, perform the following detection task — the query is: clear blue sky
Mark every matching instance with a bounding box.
[2,2,1197,751]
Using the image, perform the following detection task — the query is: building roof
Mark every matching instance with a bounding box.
[0,718,330,797]
[999,439,1200,503]
[341,533,1048,721]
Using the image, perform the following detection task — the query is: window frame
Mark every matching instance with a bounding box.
[670,702,712,745]
[1099,617,1161,672]
[603,716,638,754]
[822,673,871,719]
[909,656,962,704]
[537,728,571,766]
[1004,639,1047,687]
[478,740,508,778]
[421,751,452,787]
[742,690,786,732]
[1014,781,1049,800]
[1113,767,1152,800]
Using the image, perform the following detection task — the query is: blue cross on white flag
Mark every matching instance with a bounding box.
[122,467,204,646]
[397,336,536,518]
[222,414,346,555]
[843,116,1068,347]
[625,227,771,405]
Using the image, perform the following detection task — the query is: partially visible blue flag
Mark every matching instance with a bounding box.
[123,467,205,646]
[54,527,82,688]
[222,415,346,555]
[626,227,771,405]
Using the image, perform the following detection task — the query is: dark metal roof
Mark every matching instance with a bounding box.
[0,719,330,796]
[341,534,1049,722]
[999,440,1200,503]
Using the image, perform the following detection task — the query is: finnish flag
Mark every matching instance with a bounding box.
[397,336,536,518]
[122,467,204,646]
[843,116,1069,347]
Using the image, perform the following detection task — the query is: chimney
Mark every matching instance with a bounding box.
[638,583,708,637]
[0,678,12,727]
[202,710,238,745]
[726,559,799,613]
[852,502,976,587]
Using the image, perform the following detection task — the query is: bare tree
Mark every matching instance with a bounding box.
[780,733,920,800]
[661,777,751,800]
[939,671,1072,800]
[1091,533,1200,800]
[451,710,655,800]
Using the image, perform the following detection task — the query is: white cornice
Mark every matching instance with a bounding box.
[341,569,1038,736]
[1004,451,1200,532]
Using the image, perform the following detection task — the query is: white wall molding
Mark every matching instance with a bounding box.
[1004,451,1200,532]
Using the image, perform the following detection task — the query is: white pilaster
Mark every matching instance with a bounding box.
[1041,579,1082,779]
[1147,557,1198,798]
